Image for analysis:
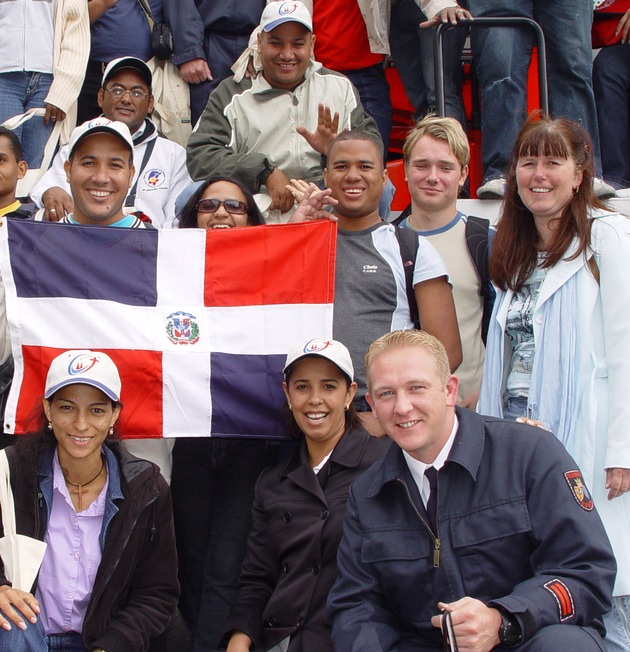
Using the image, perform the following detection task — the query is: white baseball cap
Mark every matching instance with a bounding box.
[260,1,313,32]
[283,338,354,380]
[68,118,134,157]
[45,350,122,402]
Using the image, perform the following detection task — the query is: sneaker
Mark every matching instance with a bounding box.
[477,177,506,199]
[593,177,616,199]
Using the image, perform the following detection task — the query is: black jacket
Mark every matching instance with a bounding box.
[1,434,179,652]
[221,426,390,651]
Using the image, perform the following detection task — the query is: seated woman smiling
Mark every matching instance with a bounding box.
[0,350,178,652]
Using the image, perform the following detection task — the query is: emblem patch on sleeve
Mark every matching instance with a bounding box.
[564,470,594,511]
[544,579,575,621]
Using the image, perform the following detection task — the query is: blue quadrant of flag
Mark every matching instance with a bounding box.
[8,220,159,305]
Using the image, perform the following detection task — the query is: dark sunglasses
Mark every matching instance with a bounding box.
[441,610,458,652]
[196,198,247,215]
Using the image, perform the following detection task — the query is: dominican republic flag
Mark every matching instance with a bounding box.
[0,219,336,439]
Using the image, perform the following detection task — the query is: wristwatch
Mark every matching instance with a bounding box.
[497,609,522,647]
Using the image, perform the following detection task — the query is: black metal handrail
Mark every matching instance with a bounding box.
[434,16,549,117]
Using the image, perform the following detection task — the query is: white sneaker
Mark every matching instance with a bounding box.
[593,177,616,199]
[477,178,506,199]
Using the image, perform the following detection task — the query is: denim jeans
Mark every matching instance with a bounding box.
[0,618,86,651]
[389,0,468,128]
[343,63,392,156]
[603,596,630,652]
[503,395,528,421]
[0,71,54,169]
[171,437,278,651]
[593,45,630,189]
[470,0,601,182]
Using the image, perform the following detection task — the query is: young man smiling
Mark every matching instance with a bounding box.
[61,118,149,229]
[323,130,461,434]
[31,57,191,227]
[328,329,616,652]
[187,1,380,216]
[395,115,494,408]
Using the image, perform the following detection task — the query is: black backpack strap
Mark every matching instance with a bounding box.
[125,137,157,208]
[465,216,495,344]
[390,203,412,226]
[394,226,421,329]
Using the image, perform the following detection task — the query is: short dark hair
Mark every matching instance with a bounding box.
[177,176,265,229]
[326,130,385,170]
[0,127,24,163]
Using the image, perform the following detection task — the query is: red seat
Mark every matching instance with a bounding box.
[386,159,411,211]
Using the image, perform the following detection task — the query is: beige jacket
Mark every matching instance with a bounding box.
[45,0,90,144]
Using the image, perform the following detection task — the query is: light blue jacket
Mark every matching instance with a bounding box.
[479,211,630,595]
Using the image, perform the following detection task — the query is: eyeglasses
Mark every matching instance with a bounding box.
[441,610,458,652]
[104,87,150,100]
[196,198,247,215]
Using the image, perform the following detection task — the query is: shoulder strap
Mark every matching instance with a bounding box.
[394,226,421,329]
[465,216,490,286]
[125,137,157,208]
[465,216,495,344]
[136,0,154,29]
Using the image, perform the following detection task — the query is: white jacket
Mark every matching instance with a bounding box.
[480,212,630,595]
[31,119,192,228]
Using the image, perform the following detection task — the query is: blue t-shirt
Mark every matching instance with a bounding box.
[90,0,164,62]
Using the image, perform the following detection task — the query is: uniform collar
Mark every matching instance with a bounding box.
[367,407,486,498]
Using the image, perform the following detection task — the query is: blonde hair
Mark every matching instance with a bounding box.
[403,114,470,169]
[365,330,451,388]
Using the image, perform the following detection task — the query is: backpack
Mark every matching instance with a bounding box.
[392,214,495,343]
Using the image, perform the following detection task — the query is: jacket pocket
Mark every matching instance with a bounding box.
[450,499,532,597]
[361,528,434,622]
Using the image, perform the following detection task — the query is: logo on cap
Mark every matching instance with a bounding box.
[68,353,100,376]
[87,117,113,129]
[303,339,332,354]
[279,2,300,14]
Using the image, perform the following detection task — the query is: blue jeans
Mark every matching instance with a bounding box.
[389,0,468,128]
[503,395,528,421]
[171,437,278,651]
[593,45,630,189]
[470,0,601,182]
[603,596,630,652]
[0,618,86,651]
[343,63,392,157]
[0,71,54,169]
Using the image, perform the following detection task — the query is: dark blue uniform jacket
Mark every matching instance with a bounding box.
[328,407,616,651]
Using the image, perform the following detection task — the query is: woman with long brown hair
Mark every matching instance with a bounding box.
[479,115,630,650]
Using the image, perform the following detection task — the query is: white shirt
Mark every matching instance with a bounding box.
[403,414,458,508]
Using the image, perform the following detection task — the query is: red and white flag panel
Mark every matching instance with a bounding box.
[0,219,336,439]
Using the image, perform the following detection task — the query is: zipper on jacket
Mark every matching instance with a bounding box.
[396,477,440,568]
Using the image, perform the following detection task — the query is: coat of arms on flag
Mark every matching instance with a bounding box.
[0,219,336,439]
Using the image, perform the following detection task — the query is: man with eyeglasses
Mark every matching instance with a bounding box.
[31,57,191,228]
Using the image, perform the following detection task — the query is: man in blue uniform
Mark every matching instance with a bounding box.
[328,329,616,651]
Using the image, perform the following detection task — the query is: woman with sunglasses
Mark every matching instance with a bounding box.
[177,176,266,229]
[173,176,269,649]
[172,176,335,649]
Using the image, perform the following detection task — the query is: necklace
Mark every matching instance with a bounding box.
[64,457,105,510]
